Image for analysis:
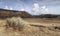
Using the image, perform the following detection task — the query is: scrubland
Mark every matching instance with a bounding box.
[0,17,60,36]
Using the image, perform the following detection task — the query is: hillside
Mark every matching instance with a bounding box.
[0,9,60,19]
[0,9,32,18]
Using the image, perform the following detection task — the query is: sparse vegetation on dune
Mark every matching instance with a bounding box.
[6,17,30,31]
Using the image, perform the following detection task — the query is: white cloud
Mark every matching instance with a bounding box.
[20,8,25,11]
[41,5,49,14]
[4,6,13,10]
[9,7,13,10]
[41,5,46,9]
[33,3,40,12]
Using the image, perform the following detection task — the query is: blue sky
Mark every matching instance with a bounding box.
[0,0,60,15]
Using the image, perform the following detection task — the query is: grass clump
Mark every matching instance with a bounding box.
[6,17,30,31]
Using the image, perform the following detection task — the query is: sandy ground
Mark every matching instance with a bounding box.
[0,18,60,36]
[23,18,60,23]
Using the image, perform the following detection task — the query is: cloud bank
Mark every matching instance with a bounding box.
[0,0,60,15]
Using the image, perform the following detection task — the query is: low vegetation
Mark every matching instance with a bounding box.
[6,17,30,31]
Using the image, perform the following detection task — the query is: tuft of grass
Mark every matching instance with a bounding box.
[6,17,30,31]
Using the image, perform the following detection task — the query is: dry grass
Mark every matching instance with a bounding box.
[6,17,30,31]
[0,18,60,36]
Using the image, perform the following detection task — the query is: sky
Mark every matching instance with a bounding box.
[0,0,60,15]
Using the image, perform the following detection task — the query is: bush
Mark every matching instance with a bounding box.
[6,17,30,31]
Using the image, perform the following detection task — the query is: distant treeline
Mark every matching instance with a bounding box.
[31,14,60,18]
